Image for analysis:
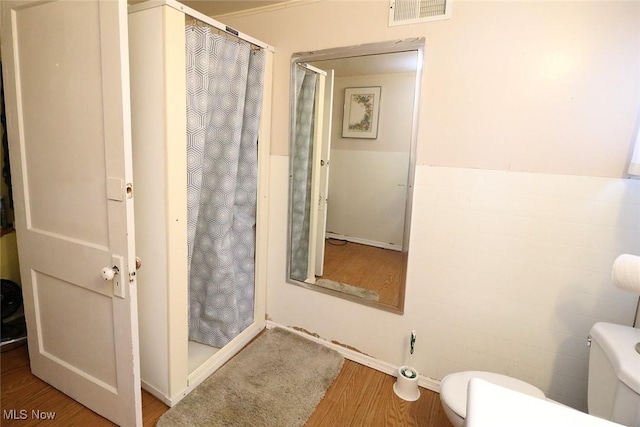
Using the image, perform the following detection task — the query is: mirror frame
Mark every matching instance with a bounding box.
[286,38,425,314]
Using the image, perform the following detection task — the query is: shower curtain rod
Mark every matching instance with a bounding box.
[128,0,275,52]
[185,16,263,51]
[297,62,327,76]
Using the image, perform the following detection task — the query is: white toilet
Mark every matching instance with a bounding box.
[587,322,640,426]
[439,370,545,427]
[439,321,640,427]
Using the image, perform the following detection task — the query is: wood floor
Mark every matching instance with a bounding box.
[320,239,405,307]
[306,360,453,427]
[1,343,452,426]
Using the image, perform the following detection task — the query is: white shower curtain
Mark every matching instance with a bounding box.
[185,25,265,347]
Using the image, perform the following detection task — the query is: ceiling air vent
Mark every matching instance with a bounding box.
[389,0,451,26]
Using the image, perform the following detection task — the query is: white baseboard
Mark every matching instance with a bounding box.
[325,233,402,252]
[184,322,267,401]
[265,321,440,393]
[147,320,441,407]
[148,321,267,407]
[141,380,172,406]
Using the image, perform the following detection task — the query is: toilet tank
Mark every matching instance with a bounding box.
[588,322,640,427]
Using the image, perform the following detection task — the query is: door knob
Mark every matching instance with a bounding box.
[136,257,142,270]
[100,266,119,281]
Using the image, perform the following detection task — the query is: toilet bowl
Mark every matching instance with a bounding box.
[439,371,546,427]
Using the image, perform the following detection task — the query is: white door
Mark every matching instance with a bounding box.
[1,1,142,426]
[314,70,334,277]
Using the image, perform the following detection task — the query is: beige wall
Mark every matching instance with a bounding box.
[222,0,640,410]
[223,0,639,178]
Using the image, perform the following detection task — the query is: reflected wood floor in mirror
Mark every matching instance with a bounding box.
[2,343,452,426]
[319,239,404,306]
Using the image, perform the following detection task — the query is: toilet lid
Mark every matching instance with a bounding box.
[440,371,545,419]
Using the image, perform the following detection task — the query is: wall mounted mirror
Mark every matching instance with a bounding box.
[287,39,424,313]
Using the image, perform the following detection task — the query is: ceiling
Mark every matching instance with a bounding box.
[308,51,419,78]
[180,0,285,17]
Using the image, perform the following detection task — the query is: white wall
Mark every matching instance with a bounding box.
[269,159,640,409]
[222,0,640,410]
[326,73,414,246]
[327,150,408,247]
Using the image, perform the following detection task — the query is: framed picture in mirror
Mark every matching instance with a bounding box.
[342,86,381,139]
